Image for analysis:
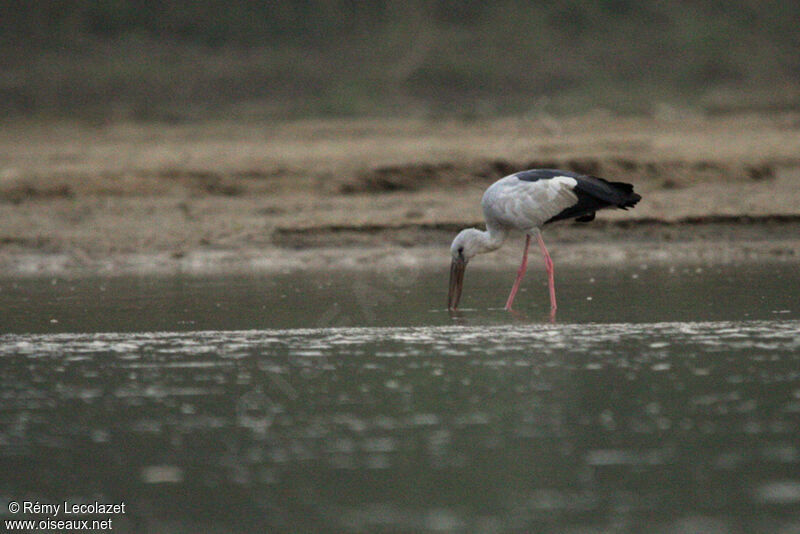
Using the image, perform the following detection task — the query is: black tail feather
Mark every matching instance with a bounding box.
[600,178,640,208]
[608,180,634,193]
[545,175,641,224]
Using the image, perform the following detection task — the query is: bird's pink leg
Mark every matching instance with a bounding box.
[504,234,531,311]
[537,231,557,311]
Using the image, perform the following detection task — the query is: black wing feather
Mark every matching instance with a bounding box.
[517,171,642,224]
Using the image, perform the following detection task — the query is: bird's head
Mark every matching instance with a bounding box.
[448,228,482,310]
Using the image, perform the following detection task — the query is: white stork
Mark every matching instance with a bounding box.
[447,169,641,312]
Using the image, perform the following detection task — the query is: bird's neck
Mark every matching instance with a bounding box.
[479,224,509,253]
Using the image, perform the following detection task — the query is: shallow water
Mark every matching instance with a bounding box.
[1,263,800,533]
[1,262,798,332]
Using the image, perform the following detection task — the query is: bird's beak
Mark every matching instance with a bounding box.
[448,257,466,310]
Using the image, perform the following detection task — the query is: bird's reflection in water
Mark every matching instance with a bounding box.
[446,307,557,324]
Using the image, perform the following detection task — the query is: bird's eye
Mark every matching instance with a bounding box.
[458,246,464,254]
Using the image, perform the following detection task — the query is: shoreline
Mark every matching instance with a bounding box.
[2,115,800,277]
[2,218,799,278]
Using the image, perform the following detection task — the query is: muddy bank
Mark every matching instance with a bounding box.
[1,114,800,276]
[3,218,800,277]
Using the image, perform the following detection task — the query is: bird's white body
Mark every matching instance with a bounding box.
[481,174,579,232]
[449,174,580,260]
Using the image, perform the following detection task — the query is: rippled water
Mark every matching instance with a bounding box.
[1,264,800,532]
[1,262,799,332]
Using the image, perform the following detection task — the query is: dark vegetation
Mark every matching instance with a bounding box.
[2,1,799,120]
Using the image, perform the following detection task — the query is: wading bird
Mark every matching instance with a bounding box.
[448,169,641,313]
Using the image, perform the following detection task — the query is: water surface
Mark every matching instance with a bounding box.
[1,263,799,533]
[1,262,797,332]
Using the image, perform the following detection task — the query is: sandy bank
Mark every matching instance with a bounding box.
[1,114,800,276]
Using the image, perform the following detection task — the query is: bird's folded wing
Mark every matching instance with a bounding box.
[482,176,579,230]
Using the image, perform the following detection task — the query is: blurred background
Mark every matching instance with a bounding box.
[2,0,800,271]
[3,0,800,122]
